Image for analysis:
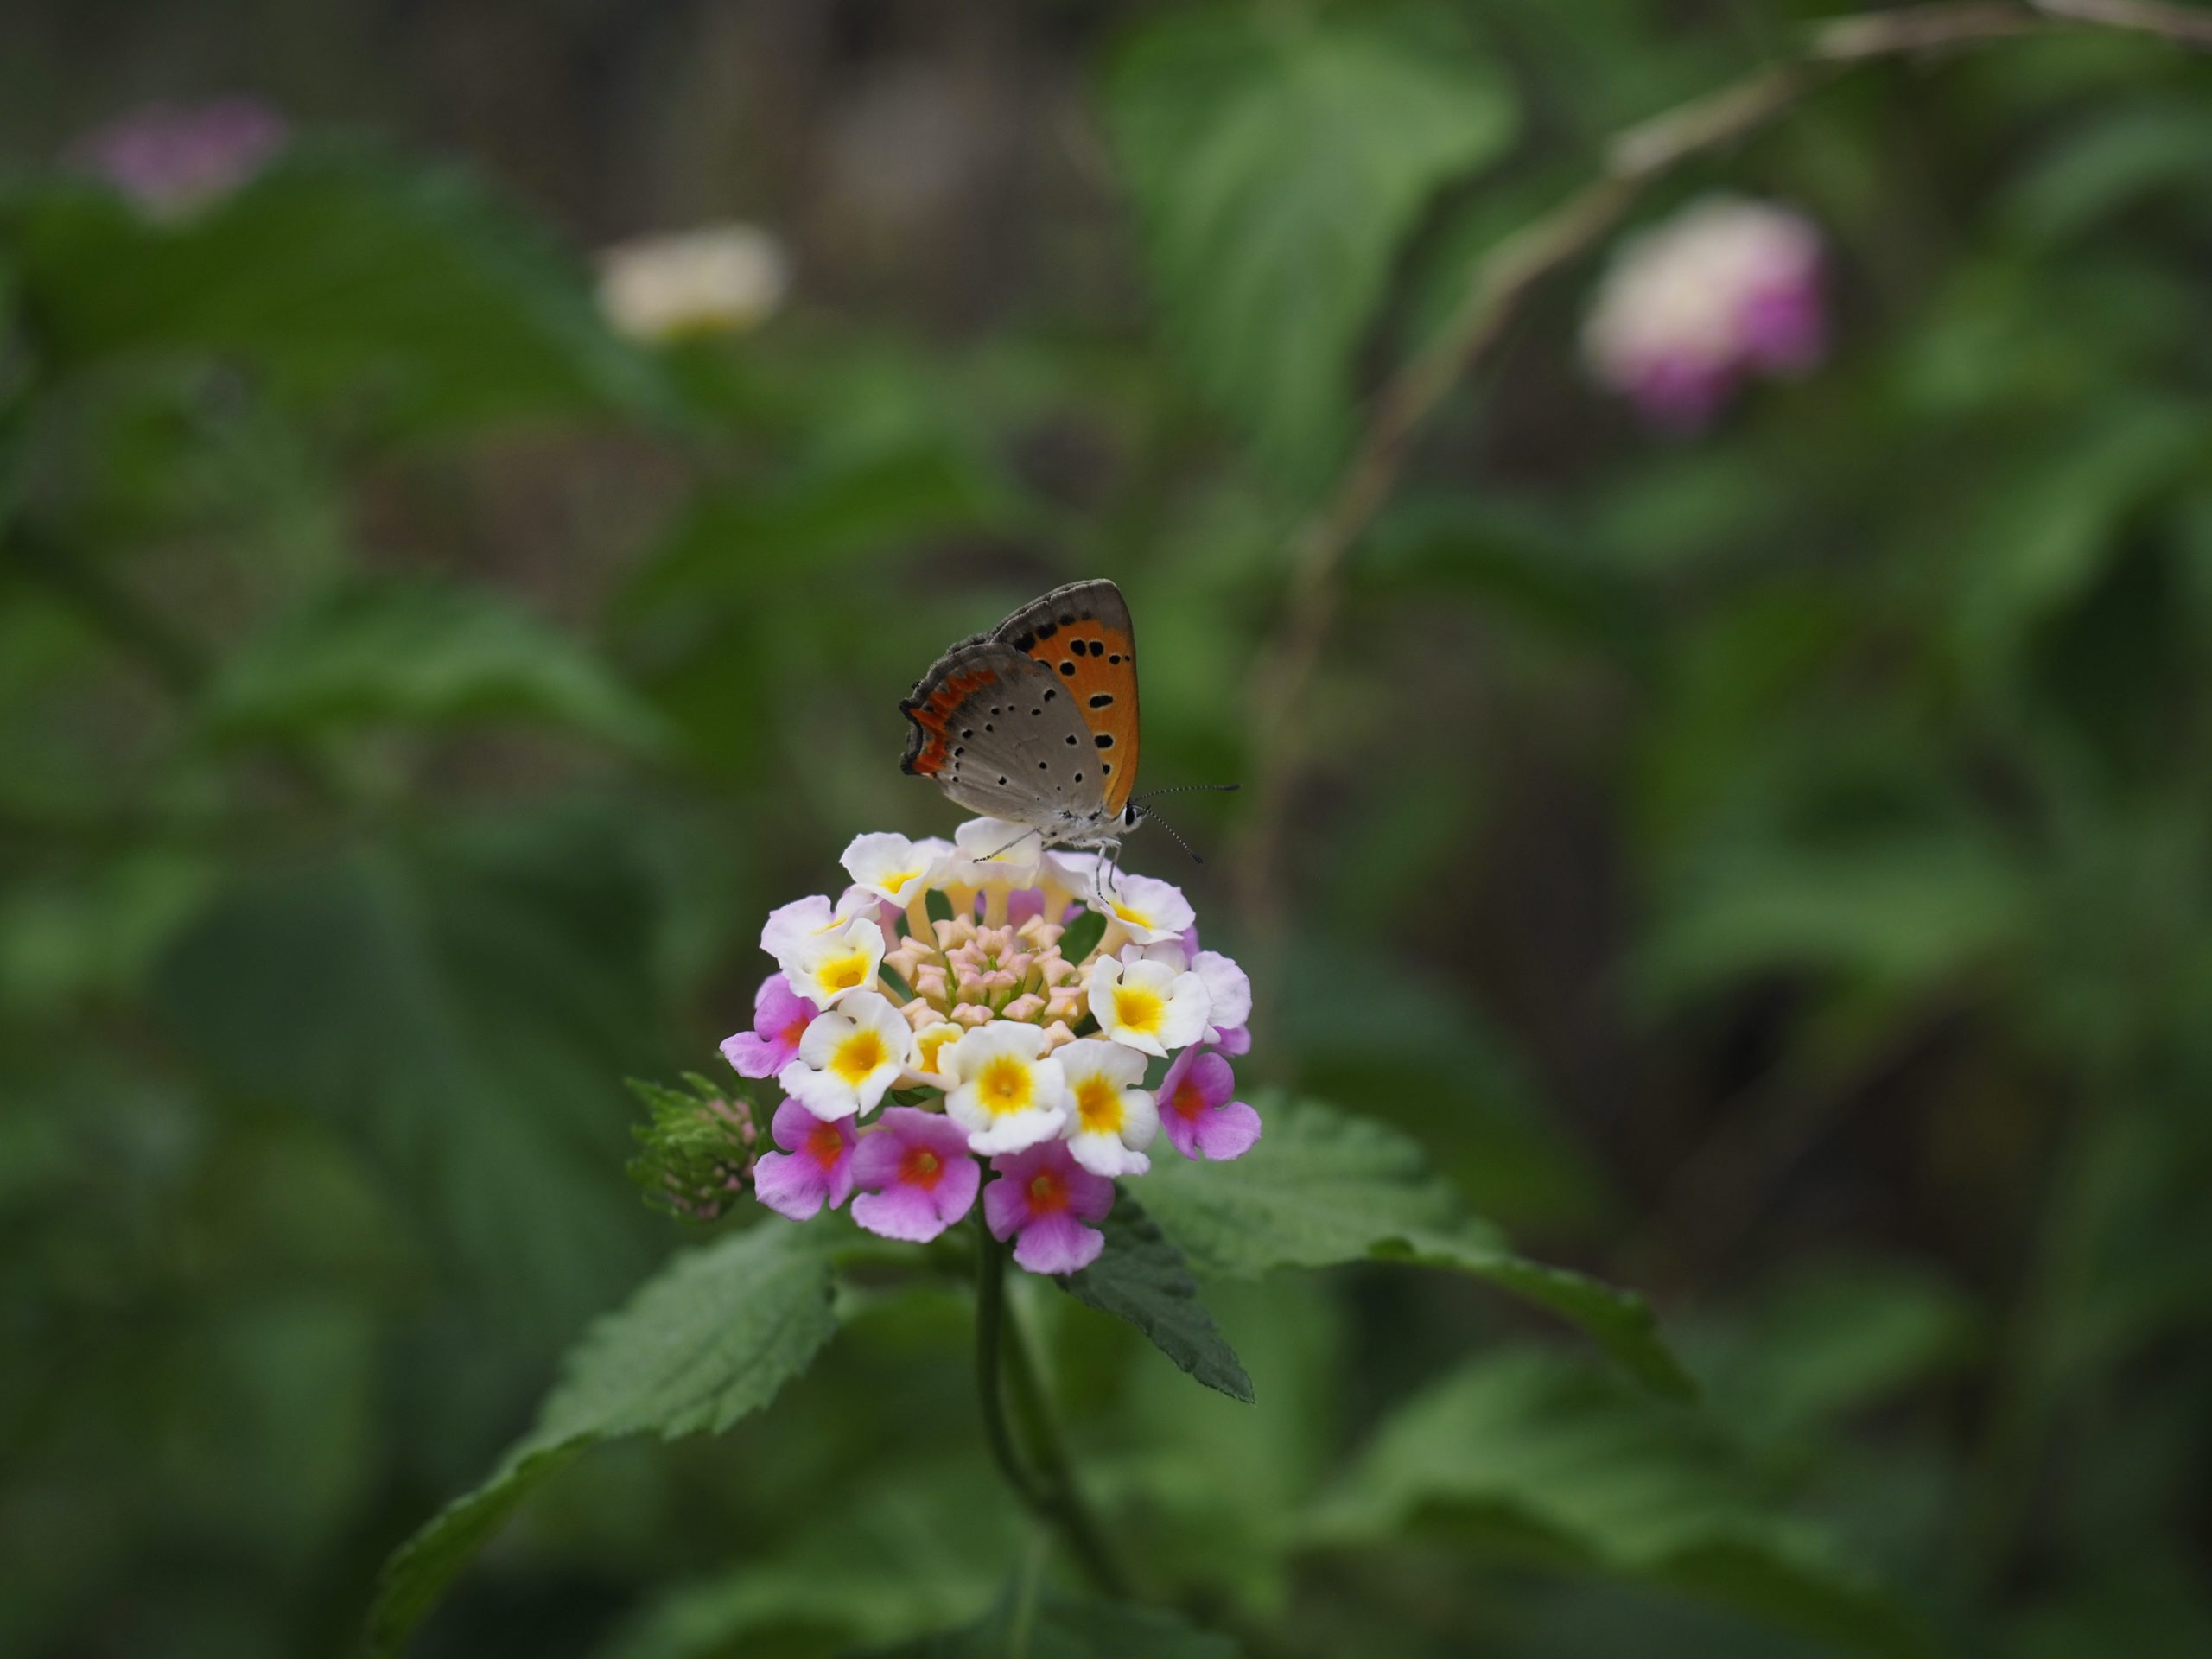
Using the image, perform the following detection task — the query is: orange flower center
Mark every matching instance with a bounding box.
[1173,1081,1207,1121]
[900,1147,943,1189]
[806,1123,846,1166]
[1027,1171,1067,1212]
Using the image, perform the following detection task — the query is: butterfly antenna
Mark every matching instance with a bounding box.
[1146,809,1206,867]
[1133,783,1242,802]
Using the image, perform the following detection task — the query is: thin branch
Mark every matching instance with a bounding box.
[1232,0,2210,951]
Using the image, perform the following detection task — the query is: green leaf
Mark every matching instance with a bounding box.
[2001,97,2212,247]
[198,575,673,754]
[879,962,917,1003]
[925,888,956,926]
[366,1222,842,1656]
[155,808,667,1337]
[1711,1261,1981,1443]
[1139,1096,1692,1398]
[1637,827,2027,1007]
[597,1465,1021,1658]
[1057,906,1107,964]
[1060,1195,1255,1402]
[1304,1351,1930,1657]
[10,144,669,432]
[1107,5,1518,474]
[861,1585,1239,1659]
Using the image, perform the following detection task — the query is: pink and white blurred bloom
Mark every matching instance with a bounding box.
[720,975,815,1079]
[1056,1038,1157,1177]
[752,1099,857,1220]
[1089,948,1210,1059]
[943,1020,1071,1154]
[1583,195,1825,431]
[850,1108,980,1242]
[985,1140,1116,1275]
[1157,1047,1262,1162]
[779,990,913,1122]
[72,98,288,216]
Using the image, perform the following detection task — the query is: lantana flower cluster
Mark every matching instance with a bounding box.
[1582,194,1826,431]
[720,817,1259,1274]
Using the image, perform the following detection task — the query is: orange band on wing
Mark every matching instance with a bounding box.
[899,664,998,777]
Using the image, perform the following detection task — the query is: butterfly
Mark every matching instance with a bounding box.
[899,579,1153,859]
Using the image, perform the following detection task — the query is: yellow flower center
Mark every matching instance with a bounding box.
[976,1055,1033,1116]
[882,869,921,895]
[818,950,871,994]
[1110,901,1152,929]
[917,1027,957,1074]
[830,1029,887,1085]
[1113,984,1165,1036]
[1075,1074,1123,1135]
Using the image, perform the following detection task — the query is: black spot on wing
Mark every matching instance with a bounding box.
[1088,694,1114,709]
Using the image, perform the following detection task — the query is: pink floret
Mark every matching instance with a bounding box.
[752,1098,855,1220]
[851,1108,980,1243]
[1157,1048,1262,1162]
[984,1140,1115,1275]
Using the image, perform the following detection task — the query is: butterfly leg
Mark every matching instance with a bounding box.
[1090,838,1123,910]
[979,825,1043,865]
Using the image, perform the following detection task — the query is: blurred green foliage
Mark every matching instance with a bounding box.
[5,2,2212,1656]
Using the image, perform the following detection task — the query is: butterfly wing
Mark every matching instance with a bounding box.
[988,579,1141,817]
[899,639,1109,826]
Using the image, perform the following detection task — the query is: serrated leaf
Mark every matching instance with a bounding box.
[1057,907,1107,964]
[155,808,666,1338]
[366,1222,842,1656]
[10,144,670,432]
[1060,1195,1254,1402]
[199,575,672,754]
[1139,1096,1692,1398]
[1304,1351,1930,1657]
[859,1584,1239,1659]
[1108,6,1518,474]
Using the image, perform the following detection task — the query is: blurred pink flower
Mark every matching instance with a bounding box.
[1583,195,1826,431]
[71,98,289,216]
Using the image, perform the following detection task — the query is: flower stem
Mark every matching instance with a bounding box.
[974,1222,1135,1599]
[975,1223,1046,1513]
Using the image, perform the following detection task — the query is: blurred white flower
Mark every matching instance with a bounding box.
[596,223,790,341]
[1583,195,1826,431]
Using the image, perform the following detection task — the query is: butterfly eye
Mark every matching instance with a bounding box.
[1122,804,1144,830]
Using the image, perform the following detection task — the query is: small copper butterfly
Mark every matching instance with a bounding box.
[900,578,1238,870]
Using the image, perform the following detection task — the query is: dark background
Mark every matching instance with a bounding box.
[5,3,2211,1656]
